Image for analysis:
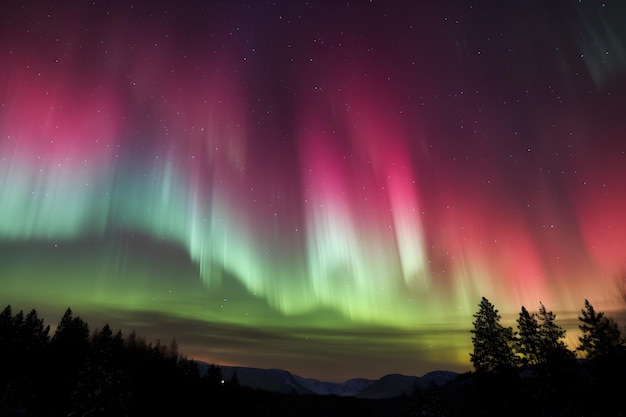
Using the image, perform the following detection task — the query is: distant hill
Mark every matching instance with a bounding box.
[353,371,460,399]
[198,362,459,399]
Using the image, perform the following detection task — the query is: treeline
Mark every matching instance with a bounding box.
[2,300,625,417]
[0,306,228,417]
[414,297,626,417]
[470,297,626,373]
[0,304,413,417]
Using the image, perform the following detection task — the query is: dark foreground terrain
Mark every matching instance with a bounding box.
[1,305,625,416]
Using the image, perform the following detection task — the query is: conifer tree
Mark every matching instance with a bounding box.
[71,324,129,417]
[0,305,15,349]
[49,307,91,414]
[536,302,574,363]
[578,299,625,359]
[516,306,541,366]
[179,356,201,383]
[0,305,12,327]
[470,297,517,373]
[52,308,89,349]
[12,310,24,346]
[168,338,179,362]
[0,305,15,385]
[205,363,223,386]
[230,370,240,387]
[23,309,50,350]
[125,328,147,352]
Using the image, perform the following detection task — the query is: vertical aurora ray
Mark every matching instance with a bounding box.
[0,67,122,238]
[344,88,430,291]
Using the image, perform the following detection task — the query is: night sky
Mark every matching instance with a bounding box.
[1,0,626,382]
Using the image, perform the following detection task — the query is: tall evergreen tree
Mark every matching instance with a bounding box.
[71,324,130,417]
[12,310,24,347]
[0,307,50,386]
[536,302,574,363]
[577,299,625,359]
[48,308,90,415]
[125,328,147,352]
[178,356,201,383]
[0,305,15,386]
[470,297,517,373]
[52,308,89,349]
[516,306,541,366]
[22,309,50,351]
[229,370,240,387]
[168,338,179,362]
[205,363,223,387]
[0,305,12,330]
[0,305,15,350]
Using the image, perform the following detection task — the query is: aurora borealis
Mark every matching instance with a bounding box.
[1,1,626,382]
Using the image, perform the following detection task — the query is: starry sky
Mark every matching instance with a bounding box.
[1,0,626,382]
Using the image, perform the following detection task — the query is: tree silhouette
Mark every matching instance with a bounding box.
[0,306,16,366]
[3,300,626,416]
[575,300,626,416]
[0,304,267,416]
[47,308,90,415]
[205,363,224,387]
[0,305,17,390]
[577,299,625,360]
[71,324,130,417]
[536,302,574,364]
[470,297,517,373]
[0,305,12,334]
[1,307,50,389]
[516,305,541,366]
[230,370,240,387]
[23,309,50,351]
[52,308,89,348]
[168,338,179,362]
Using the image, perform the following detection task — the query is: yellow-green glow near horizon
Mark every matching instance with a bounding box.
[1,1,626,382]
